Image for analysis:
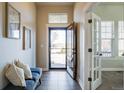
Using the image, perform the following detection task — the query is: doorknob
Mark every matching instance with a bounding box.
[96,52,102,56]
[73,52,76,54]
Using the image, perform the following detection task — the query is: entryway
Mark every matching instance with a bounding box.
[49,27,66,69]
[48,23,77,80]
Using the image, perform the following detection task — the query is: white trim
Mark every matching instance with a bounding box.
[42,68,49,71]
[77,78,84,90]
[79,79,84,90]
[102,68,124,71]
[46,23,68,71]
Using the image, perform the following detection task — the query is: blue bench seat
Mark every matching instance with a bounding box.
[4,67,42,90]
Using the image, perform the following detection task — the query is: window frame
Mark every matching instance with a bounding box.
[118,21,124,56]
[48,13,68,24]
[100,21,114,57]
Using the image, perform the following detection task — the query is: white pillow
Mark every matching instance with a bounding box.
[15,60,32,79]
[5,63,26,87]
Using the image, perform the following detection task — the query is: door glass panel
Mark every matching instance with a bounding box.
[94,19,100,54]
[67,29,73,67]
[97,70,99,79]
[94,59,96,68]
[94,71,96,81]
[94,19,97,31]
[67,29,74,71]
[50,29,66,68]
[97,59,99,66]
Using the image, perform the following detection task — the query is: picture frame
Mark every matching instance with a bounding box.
[6,3,21,39]
[23,26,31,50]
[0,3,2,37]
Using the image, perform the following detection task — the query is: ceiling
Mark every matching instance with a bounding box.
[36,2,74,6]
[99,2,124,5]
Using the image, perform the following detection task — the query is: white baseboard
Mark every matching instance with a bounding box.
[79,79,84,90]
[42,68,49,71]
[102,68,124,71]
[77,77,84,90]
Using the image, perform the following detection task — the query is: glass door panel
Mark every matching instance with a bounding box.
[49,28,66,68]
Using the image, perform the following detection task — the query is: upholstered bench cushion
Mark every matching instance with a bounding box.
[32,72,40,81]
[30,68,42,75]
[24,79,35,90]
[4,67,42,90]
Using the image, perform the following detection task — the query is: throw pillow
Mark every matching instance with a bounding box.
[15,60,32,79]
[5,63,26,87]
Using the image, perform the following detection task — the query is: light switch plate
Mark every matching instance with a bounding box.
[40,44,44,48]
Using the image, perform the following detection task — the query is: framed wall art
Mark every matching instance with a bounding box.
[0,3,2,37]
[23,26,31,50]
[6,3,21,39]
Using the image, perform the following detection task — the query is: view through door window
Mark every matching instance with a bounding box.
[50,28,66,68]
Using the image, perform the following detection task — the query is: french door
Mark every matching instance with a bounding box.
[90,13,102,89]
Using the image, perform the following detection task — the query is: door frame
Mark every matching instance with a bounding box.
[48,27,67,69]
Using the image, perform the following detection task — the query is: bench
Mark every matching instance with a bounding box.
[4,67,42,90]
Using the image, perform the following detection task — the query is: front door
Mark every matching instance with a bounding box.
[49,27,66,69]
[66,22,77,79]
[90,13,102,89]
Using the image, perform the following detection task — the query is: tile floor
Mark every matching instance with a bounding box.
[36,69,82,90]
[97,71,123,90]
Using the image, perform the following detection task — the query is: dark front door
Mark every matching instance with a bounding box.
[66,22,77,79]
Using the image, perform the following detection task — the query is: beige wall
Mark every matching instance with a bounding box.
[0,2,36,89]
[36,4,73,70]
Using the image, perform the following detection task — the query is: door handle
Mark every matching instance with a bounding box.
[73,51,76,54]
[72,49,76,54]
[96,53,102,56]
[99,53,102,56]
